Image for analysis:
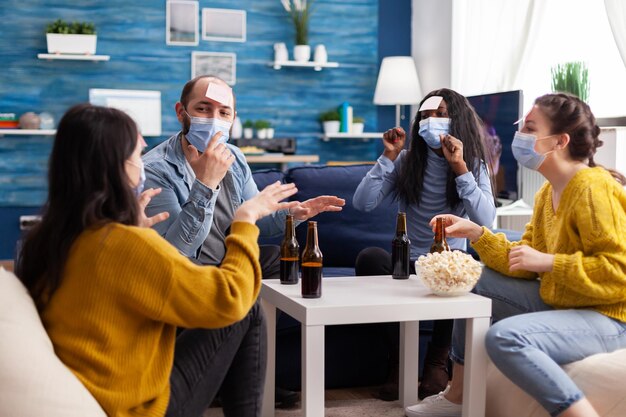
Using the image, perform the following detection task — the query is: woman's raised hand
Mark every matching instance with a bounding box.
[382,127,406,161]
[233,182,299,224]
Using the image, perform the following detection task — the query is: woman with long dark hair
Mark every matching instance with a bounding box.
[353,88,496,400]
[16,103,298,417]
[407,93,626,417]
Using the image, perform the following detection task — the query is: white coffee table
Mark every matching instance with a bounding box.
[260,275,491,417]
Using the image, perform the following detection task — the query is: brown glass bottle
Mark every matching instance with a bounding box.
[301,221,323,298]
[391,212,411,279]
[430,217,451,253]
[280,214,300,285]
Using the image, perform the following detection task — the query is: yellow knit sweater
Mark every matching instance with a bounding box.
[41,221,261,417]
[473,167,626,322]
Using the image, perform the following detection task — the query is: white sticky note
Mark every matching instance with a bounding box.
[205,82,233,108]
[419,96,443,112]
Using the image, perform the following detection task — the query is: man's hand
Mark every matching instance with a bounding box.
[137,188,170,228]
[183,132,234,189]
[509,245,554,273]
[289,195,345,220]
[440,134,468,176]
[382,127,406,161]
[234,182,299,224]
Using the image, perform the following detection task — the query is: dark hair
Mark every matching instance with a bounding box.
[535,93,626,185]
[394,88,490,207]
[16,103,140,309]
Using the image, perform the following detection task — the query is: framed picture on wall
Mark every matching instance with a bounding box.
[166,0,199,46]
[191,51,237,85]
[201,8,246,42]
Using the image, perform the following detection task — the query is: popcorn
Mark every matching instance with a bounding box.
[416,251,482,295]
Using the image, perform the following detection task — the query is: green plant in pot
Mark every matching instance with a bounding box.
[243,120,254,139]
[352,116,365,134]
[46,18,98,55]
[551,61,590,103]
[281,0,315,62]
[255,120,272,139]
[319,109,340,135]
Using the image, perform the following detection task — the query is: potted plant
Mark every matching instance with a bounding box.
[46,19,97,55]
[255,120,271,139]
[281,0,314,62]
[352,116,365,134]
[243,120,254,139]
[551,61,590,103]
[319,109,340,135]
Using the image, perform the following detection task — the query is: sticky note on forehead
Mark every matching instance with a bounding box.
[419,96,443,112]
[205,82,233,108]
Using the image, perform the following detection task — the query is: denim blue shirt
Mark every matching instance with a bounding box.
[142,133,286,259]
[353,149,496,258]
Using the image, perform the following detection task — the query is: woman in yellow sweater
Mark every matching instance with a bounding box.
[16,104,298,417]
[406,93,626,417]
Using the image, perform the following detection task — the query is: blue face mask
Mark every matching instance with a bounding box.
[127,160,145,197]
[184,111,232,152]
[418,117,450,149]
[511,131,556,171]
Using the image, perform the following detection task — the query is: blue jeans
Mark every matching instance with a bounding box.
[450,267,626,417]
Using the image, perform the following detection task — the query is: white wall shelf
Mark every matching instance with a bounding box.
[322,132,383,142]
[37,53,110,62]
[269,60,339,71]
[0,129,56,136]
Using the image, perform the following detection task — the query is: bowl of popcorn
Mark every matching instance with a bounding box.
[415,251,482,296]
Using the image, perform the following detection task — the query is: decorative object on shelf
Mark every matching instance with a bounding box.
[274,42,288,61]
[232,116,242,139]
[281,0,313,62]
[0,113,19,129]
[255,120,272,139]
[352,117,365,134]
[267,126,275,139]
[243,120,254,139]
[319,109,340,135]
[202,8,246,42]
[374,56,422,127]
[191,51,236,85]
[339,102,353,133]
[166,0,199,46]
[313,44,327,64]
[18,112,41,130]
[38,112,55,130]
[46,19,97,55]
[551,61,589,103]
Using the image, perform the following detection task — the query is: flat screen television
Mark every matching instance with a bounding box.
[467,90,523,200]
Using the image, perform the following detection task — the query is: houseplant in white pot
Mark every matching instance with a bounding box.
[243,120,254,139]
[255,120,271,139]
[319,109,340,135]
[281,0,313,62]
[46,19,97,55]
[352,116,365,134]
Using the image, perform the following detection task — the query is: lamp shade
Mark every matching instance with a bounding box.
[373,56,422,105]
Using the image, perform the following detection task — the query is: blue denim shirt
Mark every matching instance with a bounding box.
[142,133,286,259]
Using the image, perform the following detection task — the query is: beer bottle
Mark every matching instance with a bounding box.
[301,221,323,298]
[391,212,411,279]
[280,214,300,285]
[430,217,450,253]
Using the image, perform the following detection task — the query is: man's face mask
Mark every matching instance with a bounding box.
[184,110,232,152]
[127,159,145,197]
[418,117,450,149]
[511,131,557,171]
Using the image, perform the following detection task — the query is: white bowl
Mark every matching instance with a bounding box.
[415,251,482,297]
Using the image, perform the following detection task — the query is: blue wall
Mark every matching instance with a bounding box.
[0,0,412,258]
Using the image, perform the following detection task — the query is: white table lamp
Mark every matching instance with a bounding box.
[373,56,422,127]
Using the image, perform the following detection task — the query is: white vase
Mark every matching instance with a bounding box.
[46,33,97,55]
[352,123,364,134]
[257,128,268,139]
[232,117,242,139]
[274,42,288,62]
[322,121,340,135]
[314,44,327,63]
[266,128,275,139]
[293,45,311,62]
[243,128,254,139]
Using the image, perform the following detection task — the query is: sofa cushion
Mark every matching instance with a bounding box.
[486,349,626,417]
[287,164,397,267]
[0,268,106,417]
[251,168,285,190]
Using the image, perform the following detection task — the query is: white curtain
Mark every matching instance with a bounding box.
[450,0,548,95]
[604,0,626,69]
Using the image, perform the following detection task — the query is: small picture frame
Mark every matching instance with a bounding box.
[202,8,246,42]
[166,0,199,46]
[191,51,237,85]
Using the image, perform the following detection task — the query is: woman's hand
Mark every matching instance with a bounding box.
[440,134,469,176]
[289,195,345,220]
[234,182,299,224]
[429,214,483,242]
[138,188,170,228]
[382,127,406,161]
[509,245,554,273]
